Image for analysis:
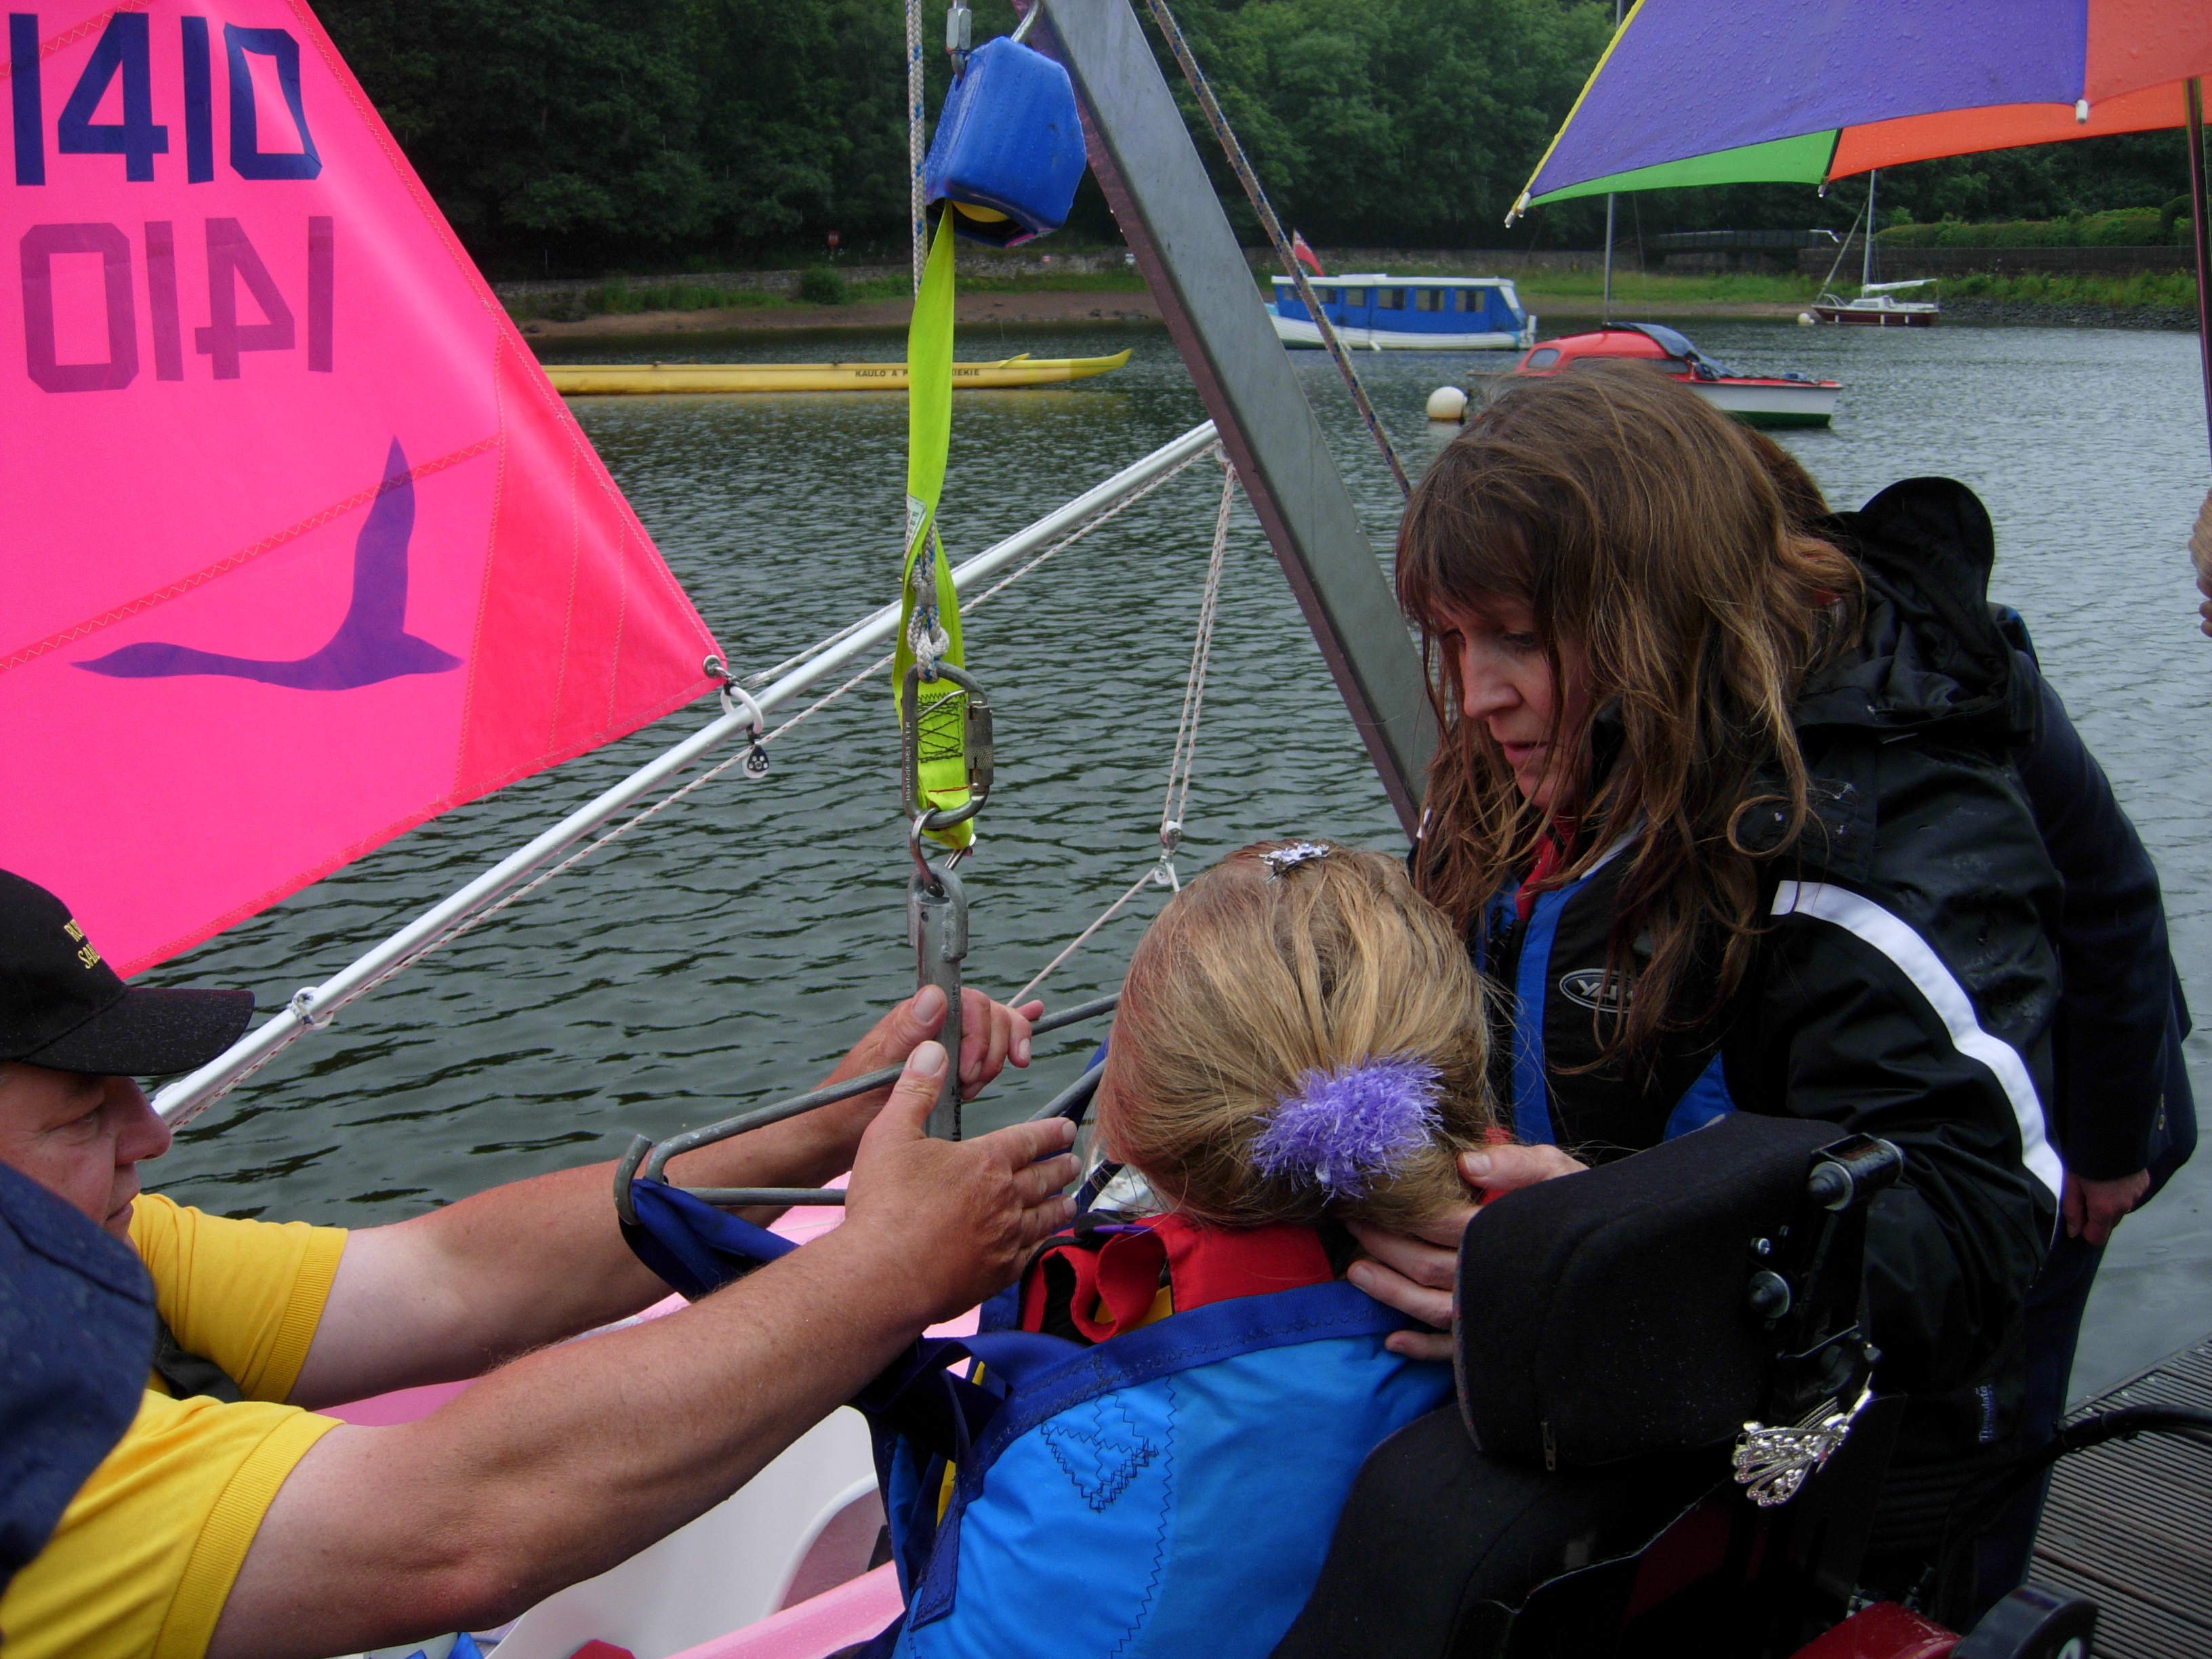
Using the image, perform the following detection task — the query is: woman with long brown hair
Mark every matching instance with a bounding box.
[1347,361,2066,1610]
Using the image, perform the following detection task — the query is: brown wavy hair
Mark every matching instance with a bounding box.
[1097,842,1494,1233]
[1396,361,1862,1071]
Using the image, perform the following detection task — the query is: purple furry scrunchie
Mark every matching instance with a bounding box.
[1251,1056,1443,1200]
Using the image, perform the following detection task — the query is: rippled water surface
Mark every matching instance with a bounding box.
[145,316,2212,1397]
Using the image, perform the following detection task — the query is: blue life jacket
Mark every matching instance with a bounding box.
[621,1184,1452,1658]
[0,1161,155,1591]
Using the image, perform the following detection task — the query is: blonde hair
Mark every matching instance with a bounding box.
[1097,840,1494,1233]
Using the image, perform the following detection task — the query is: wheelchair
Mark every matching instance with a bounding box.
[1267,1113,2112,1659]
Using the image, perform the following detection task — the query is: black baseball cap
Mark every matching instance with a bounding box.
[0,870,253,1076]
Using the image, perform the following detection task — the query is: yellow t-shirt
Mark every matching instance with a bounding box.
[0,1195,348,1659]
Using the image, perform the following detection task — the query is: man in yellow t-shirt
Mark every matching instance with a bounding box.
[0,868,1079,1659]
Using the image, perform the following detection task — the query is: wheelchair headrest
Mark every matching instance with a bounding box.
[1456,1114,1883,1469]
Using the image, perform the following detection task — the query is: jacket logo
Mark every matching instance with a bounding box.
[1557,967,1628,1012]
[1038,1398,1160,1513]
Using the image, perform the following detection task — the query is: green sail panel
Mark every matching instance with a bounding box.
[1528,130,1839,205]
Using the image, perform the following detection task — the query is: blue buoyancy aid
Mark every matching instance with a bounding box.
[620,1185,1452,1659]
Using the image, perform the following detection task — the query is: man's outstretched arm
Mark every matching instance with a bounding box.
[212,1042,1079,1659]
[289,985,1038,1408]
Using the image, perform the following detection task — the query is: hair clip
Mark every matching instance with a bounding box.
[1252,1056,1443,1200]
[1261,841,1332,880]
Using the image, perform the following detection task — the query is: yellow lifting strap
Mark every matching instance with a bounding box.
[896,215,975,851]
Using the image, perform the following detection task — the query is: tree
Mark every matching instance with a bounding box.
[321,0,714,272]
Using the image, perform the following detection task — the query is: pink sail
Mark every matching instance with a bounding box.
[0,0,720,975]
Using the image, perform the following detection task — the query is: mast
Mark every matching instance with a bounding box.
[1032,0,1432,834]
[1602,194,1616,319]
[2188,78,2212,472]
[1601,0,1620,321]
[1862,168,1877,292]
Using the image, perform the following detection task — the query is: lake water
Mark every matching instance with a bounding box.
[144,316,2212,1402]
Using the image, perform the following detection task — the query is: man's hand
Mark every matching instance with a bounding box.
[841,983,1041,1102]
[663,982,1040,1195]
[218,1041,1082,1659]
[840,1041,1080,1325]
[2063,1168,2150,1248]
[292,987,1048,1411]
[1347,1144,1588,1361]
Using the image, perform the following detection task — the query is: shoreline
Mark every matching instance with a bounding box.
[518,287,2197,346]
[520,287,1164,341]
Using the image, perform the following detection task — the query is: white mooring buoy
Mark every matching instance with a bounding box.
[1425,385,1469,423]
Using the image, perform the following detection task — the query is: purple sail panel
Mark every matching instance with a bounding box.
[1527,0,2088,204]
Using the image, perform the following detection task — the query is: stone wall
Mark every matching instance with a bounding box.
[1795,239,2196,279]
[491,245,1139,305]
[1250,246,1608,276]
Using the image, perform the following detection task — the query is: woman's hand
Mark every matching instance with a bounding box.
[2063,1168,2150,1247]
[1347,1144,1589,1361]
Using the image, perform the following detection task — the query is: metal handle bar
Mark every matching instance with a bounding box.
[614,990,1120,1218]
[1025,1064,1103,1126]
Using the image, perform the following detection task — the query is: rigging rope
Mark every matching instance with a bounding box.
[187,438,1232,1113]
[1008,453,1237,1007]
[1137,0,1409,499]
[907,0,926,296]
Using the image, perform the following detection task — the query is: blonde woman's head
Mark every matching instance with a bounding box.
[1097,840,1493,1233]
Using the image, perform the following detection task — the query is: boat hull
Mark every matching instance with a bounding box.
[1811,305,1936,327]
[544,351,1131,394]
[1686,379,1839,428]
[1270,314,1527,352]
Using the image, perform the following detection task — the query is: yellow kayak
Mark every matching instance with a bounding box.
[544,350,1130,395]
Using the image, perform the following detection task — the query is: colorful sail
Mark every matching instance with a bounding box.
[1515,0,2212,211]
[0,0,720,975]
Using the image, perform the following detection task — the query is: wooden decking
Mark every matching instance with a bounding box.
[2030,1335,2212,1656]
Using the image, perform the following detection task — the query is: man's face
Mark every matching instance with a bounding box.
[0,1063,170,1240]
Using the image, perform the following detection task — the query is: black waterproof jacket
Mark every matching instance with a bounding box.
[1992,611,2196,1193]
[1466,479,2064,1462]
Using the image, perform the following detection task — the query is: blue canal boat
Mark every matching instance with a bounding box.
[1267,274,1538,351]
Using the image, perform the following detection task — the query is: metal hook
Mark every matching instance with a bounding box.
[613,1133,652,1227]
[719,682,771,780]
[909,811,945,890]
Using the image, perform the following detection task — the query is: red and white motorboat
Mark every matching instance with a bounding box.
[1510,323,1841,428]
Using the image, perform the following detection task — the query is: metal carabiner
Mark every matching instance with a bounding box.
[899,662,994,830]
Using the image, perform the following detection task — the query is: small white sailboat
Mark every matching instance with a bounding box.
[1809,277,1941,327]
[1804,169,1940,327]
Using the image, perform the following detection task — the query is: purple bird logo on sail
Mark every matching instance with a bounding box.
[75,439,461,690]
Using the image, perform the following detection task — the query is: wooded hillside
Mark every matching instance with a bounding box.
[315,0,2200,277]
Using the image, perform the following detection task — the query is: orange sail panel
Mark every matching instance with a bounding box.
[1830,81,2194,177]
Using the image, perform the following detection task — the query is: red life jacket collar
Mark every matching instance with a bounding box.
[1018,1213,1335,1344]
